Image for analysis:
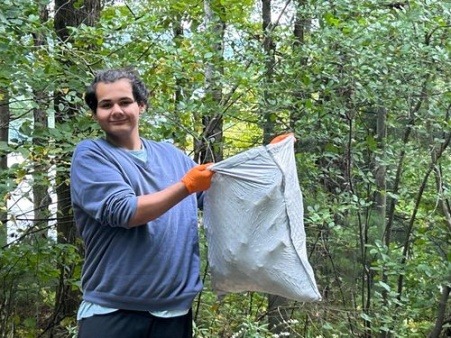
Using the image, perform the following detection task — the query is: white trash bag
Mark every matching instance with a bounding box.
[204,136,321,302]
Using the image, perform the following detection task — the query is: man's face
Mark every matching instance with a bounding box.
[94,79,144,148]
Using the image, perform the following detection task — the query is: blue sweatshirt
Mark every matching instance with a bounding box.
[70,138,202,312]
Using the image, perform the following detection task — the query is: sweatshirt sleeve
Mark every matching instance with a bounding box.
[70,141,137,228]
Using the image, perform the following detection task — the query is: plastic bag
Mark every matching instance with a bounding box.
[204,136,321,302]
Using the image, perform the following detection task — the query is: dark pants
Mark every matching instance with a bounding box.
[77,309,193,338]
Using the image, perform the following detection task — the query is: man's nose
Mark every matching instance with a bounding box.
[111,102,124,113]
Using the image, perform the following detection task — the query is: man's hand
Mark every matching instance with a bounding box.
[181,164,214,194]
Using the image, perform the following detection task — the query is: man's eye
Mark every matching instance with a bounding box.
[119,100,134,107]
[98,100,134,109]
[99,102,113,109]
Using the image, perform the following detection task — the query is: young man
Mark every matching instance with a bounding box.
[70,68,214,338]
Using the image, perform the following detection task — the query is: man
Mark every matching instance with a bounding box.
[70,68,214,338]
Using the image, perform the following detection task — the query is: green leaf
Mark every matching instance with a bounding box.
[378,281,391,292]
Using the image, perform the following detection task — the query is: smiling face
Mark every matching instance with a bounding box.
[94,78,145,150]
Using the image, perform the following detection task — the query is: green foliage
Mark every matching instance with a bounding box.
[1,0,450,336]
[0,239,82,337]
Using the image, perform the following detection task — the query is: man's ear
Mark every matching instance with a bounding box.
[139,104,147,114]
[92,112,98,121]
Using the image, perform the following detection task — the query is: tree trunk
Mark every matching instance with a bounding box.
[32,93,51,239]
[291,0,310,142]
[268,295,291,334]
[32,5,51,240]
[54,0,102,40]
[196,0,224,164]
[428,121,451,338]
[0,88,9,246]
[261,0,276,145]
[383,80,429,338]
[413,131,451,338]
[172,18,187,145]
[363,106,387,337]
[261,0,291,333]
[428,280,450,338]
[375,107,387,241]
[47,0,101,333]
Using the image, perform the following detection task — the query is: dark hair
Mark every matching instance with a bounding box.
[84,68,149,113]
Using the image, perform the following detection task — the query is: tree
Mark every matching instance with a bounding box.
[260,0,292,334]
[0,88,9,246]
[196,0,225,163]
[261,0,277,144]
[31,4,52,240]
[48,0,101,333]
[0,0,450,336]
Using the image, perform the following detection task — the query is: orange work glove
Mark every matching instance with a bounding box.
[181,164,214,194]
[269,132,295,144]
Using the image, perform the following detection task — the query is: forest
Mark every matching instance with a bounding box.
[0,0,450,337]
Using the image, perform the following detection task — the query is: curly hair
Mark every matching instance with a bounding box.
[84,68,149,113]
